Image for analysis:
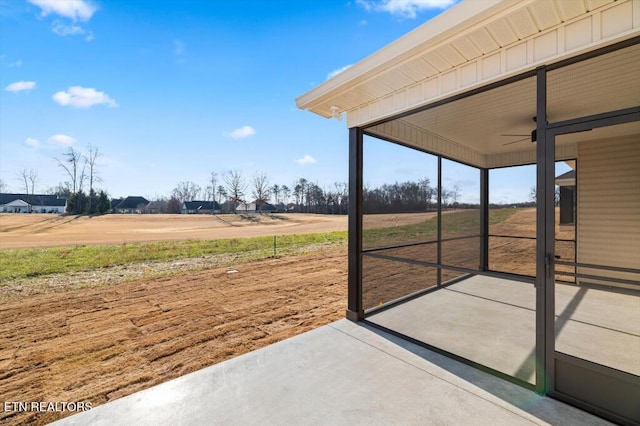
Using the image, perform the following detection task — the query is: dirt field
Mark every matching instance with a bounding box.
[0,247,347,425]
[0,208,570,425]
[0,213,347,249]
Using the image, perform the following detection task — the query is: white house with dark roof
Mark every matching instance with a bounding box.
[0,193,67,213]
[181,200,220,214]
[111,196,149,214]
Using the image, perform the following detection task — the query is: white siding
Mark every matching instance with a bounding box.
[577,135,640,288]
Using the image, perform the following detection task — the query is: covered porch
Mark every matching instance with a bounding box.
[297,1,639,423]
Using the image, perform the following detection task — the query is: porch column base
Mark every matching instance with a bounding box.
[346,309,364,322]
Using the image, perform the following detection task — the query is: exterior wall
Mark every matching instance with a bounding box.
[577,134,640,288]
[31,205,65,213]
[0,204,65,213]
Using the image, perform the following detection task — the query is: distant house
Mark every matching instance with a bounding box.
[112,196,149,214]
[0,193,67,213]
[237,201,256,212]
[256,202,277,213]
[144,200,166,214]
[555,169,576,225]
[182,200,220,214]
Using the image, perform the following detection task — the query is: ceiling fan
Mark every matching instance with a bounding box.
[501,116,592,146]
[501,117,537,146]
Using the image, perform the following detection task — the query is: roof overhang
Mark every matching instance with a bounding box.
[297,0,640,168]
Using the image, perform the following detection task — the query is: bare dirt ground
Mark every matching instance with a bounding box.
[0,247,347,425]
[0,213,347,249]
[0,208,570,425]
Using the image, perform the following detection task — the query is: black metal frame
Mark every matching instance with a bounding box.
[346,37,640,425]
[543,107,640,425]
[347,127,364,321]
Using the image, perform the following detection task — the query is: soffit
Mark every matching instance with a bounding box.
[296,0,634,121]
[296,0,518,117]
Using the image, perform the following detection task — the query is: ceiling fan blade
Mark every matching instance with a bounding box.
[502,137,529,146]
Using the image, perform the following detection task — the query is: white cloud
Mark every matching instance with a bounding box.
[356,0,456,18]
[296,155,317,165]
[52,22,84,36]
[4,81,36,93]
[9,59,22,68]
[327,65,352,80]
[225,126,256,139]
[51,21,93,41]
[48,134,76,147]
[28,0,97,21]
[52,86,118,108]
[25,137,40,147]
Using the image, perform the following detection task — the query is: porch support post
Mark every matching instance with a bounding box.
[535,66,553,394]
[347,127,364,321]
[479,168,489,272]
[437,156,442,286]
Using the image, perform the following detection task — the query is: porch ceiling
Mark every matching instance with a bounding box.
[366,42,640,168]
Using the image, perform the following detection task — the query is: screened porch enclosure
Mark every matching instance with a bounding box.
[347,41,639,424]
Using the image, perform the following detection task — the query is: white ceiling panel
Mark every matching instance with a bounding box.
[358,79,397,99]
[451,37,483,61]
[469,28,501,53]
[555,0,587,21]
[586,0,616,12]
[376,69,419,91]
[486,19,519,47]
[528,0,562,30]
[435,45,467,67]
[397,57,438,82]
[507,8,539,39]
[421,51,452,72]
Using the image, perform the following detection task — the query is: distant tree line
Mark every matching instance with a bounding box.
[156,172,350,215]
[6,150,537,217]
[363,179,469,214]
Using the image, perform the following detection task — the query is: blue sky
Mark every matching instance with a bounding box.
[1,0,544,204]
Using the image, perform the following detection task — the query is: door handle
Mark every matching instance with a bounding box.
[545,253,554,279]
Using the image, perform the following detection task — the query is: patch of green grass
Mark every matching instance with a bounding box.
[0,231,348,283]
[363,208,518,248]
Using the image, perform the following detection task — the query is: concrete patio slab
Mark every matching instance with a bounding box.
[53,319,611,425]
[368,276,640,383]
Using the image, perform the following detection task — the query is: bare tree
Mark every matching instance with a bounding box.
[16,168,38,198]
[451,183,461,206]
[252,171,270,213]
[56,147,86,193]
[44,182,71,198]
[84,144,101,194]
[0,178,7,192]
[171,181,201,203]
[224,170,246,213]
[441,188,451,207]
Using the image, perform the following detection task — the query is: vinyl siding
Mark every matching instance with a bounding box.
[577,135,640,288]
